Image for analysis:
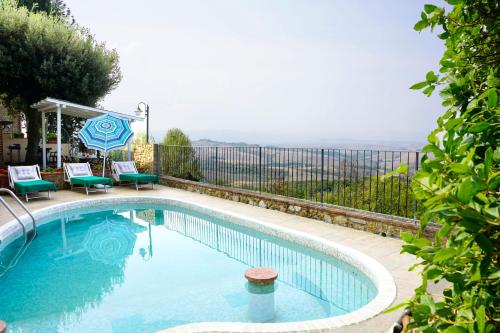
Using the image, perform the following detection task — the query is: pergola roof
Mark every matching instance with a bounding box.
[31,97,143,121]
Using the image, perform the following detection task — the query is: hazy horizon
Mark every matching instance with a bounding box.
[65,0,446,145]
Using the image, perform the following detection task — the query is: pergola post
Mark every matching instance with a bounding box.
[41,111,47,169]
[56,104,62,168]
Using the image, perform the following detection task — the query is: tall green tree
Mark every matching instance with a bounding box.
[162,128,201,180]
[0,0,121,163]
[395,1,499,332]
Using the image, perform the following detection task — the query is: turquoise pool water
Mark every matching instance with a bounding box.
[0,203,376,332]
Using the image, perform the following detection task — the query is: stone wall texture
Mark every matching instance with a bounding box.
[133,144,154,174]
[161,176,439,239]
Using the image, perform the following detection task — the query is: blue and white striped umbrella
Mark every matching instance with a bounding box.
[79,114,133,151]
[79,114,133,176]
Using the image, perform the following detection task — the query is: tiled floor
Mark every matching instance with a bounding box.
[0,185,422,332]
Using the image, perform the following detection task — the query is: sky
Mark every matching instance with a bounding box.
[65,0,446,146]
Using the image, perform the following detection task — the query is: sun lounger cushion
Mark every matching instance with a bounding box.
[119,173,159,184]
[70,164,90,176]
[14,180,57,195]
[14,167,38,180]
[70,176,113,187]
[117,163,136,174]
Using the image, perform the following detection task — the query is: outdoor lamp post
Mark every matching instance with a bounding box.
[135,102,150,143]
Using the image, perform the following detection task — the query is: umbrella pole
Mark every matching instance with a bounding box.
[103,131,107,178]
[102,149,106,178]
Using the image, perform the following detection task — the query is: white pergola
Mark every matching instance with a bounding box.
[31,97,144,169]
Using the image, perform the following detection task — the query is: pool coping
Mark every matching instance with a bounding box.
[0,196,397,333]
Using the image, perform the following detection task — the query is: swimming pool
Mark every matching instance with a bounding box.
[0,197,395,333]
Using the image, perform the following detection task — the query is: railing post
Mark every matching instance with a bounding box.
[259,147,262,192]
[320,148,324,204]
[215,146,219,184]
[153,144,161,176]
[413,151,420,222]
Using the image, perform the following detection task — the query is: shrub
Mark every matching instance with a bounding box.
[392,1,499,332]
[162,129,201,181]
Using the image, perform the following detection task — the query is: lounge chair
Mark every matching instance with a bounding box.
[8,165,56,202]
[64,163,113,195]
[111,161,159,190]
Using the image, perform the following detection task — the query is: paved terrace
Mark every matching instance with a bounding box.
[0,185,422,333]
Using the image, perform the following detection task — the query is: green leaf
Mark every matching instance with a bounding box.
[476,305,485,333]
[476,234,494,253]
[483,205,499,218]
[420,294,436,314]
[437,223,454,239]
[433,248,457,262]
[383,301,407,313]
[457,177,485,203]
[487,89,497,108]
[444,326,467,333]
[412,304,431,322]
[471,262,481,281]
[400,231,414,243]
[410,81,428,90]
[414,237,432,247]
[423,85,435,96]
[445,117,463,130]
[440,59,454,68]
[469,122,489,133]
[381,164,408,181]
[449,163,470,174]
[484,147,493,174]
[426,71,438,82]
[438,31,449,39]
[424,4,438,14]
[426,267,442,280]
[414,20,428,31]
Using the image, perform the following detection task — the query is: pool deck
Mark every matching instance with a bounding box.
[0,185,422,333]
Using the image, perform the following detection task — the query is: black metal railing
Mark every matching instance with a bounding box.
[158,145,419,218]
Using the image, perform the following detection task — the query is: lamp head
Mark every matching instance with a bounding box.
[136,102,147,116]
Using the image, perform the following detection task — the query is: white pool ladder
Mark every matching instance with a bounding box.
[0,188,37,277]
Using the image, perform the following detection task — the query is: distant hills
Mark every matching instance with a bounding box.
[192,139,258,147]
[191,138,424,151]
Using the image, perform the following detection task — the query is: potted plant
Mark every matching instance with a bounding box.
[47,133,57,144]
[0,167,9,188]
[41,167,66,189]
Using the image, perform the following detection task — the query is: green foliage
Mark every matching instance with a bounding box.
[108,131,155,161]
[132,130,154,148]
[163,128,192,146]
[162,129,201,181]
[46,132,57,141]
[256,175,416,218]
[17,0,72,19]
[0,0,121,162]
[400,1,499,332]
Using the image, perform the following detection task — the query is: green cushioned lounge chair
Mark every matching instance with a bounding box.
[8,165,56,202]
[111,161,159,190]
[64,162,113,195]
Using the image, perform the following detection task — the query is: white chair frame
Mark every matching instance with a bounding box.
[111,161,154,190]
[63,162,108,195]
[8,165,52,202]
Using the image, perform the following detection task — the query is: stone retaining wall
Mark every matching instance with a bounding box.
[161,176,438,239]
